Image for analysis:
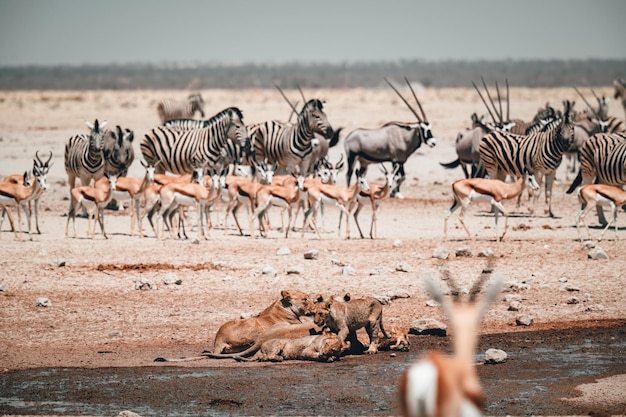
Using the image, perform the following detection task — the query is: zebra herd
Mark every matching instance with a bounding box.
[3,79,626,241]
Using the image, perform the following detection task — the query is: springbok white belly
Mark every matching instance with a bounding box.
[173,193,198,206]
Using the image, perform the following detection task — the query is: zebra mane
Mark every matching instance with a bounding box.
[302,99,323,113]
[223,107,243,121]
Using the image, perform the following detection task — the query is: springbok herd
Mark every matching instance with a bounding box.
[1,80,626,416]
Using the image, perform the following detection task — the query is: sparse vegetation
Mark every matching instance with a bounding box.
[0,59,624,90]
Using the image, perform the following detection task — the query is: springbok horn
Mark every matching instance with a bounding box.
[573,87,600,120]
[482,76,502,124]
[404,77,427,122]
[336,153,344,168]
[379,162,388,175]
[384,77,422,123]
[472,81,499,127]
[35,150,42,167]
[45,150,53,166]
[273,82,299,115]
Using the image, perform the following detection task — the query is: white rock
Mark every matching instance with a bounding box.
[484,348,508,364]
[276,246,291,255]
[36,297,51,307]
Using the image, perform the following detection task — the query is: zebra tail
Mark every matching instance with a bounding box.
[566,169,583,194]
[439,158,461,169]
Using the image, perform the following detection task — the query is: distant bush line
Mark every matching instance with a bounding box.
[0,59,623,90]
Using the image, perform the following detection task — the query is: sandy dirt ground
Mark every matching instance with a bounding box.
[0,87,625,416]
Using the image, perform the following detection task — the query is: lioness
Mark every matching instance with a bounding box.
[211,289,314,354]
[206,322,321,359]
[313,296,390,354]
[237,330,344,362]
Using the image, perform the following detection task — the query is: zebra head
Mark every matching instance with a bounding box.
[225,107,248,147]
[189,93,205,118]
[85,119,107,152]
[104,126,135,176]
[557,100,577,149]
[301,99,333,140]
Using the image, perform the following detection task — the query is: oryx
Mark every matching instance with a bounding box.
[344,77,436,198]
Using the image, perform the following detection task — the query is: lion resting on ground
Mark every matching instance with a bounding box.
[236,330,344,362]
[378,327,410,352]
[211,289,314,354]
[206,322,321,359]
[313,296,390,354]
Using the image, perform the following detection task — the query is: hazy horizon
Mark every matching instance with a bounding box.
[1,0,625,67]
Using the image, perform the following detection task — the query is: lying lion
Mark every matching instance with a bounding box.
[313,296,390,354]
[236,330,344,362]
[154,290,315,362]
[378,327,410,352]
[211,289,314,354]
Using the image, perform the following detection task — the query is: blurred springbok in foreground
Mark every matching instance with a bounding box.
[398,271,505,417]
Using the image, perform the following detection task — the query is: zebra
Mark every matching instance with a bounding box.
[344,77,436,198]
[157,92,205,124]
[566,132,626,225]
[64,119,108,215]
[102,125,135,210]
[164,117,254,168]
[478,100,577,217]
[440,113,492,178]
[250,97,333,176]
[140,107,248,175]
[614,79,626,119]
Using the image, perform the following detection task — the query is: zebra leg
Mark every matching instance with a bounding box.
[544,172,556,218]
[390,164,405,198]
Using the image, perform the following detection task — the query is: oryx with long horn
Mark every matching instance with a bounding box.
[344,77,437,198]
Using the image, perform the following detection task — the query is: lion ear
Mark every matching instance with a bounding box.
[280,290,291,300]
[315,294,324,303]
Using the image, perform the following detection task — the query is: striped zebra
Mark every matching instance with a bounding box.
[103,125,135,177]
[566,132,626,225]
[157,93,205,124]
[163,117,253,168]
[140,107,248,175]
[64,119,108,214]
[250,98,333,176]
[478,100,577,217]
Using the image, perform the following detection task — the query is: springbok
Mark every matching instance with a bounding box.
[65,172,118,239]
[2,150,52,235]
[398,272,505,417]
[154,163,221,240]
[251,173,305,238]
[223,162,274,236]
[352,163,399,239]
[301,174,370,239]
[575,184,626,242]
[444,172,540,242]
[112,160,158,237]
[344,77,436,198]
[0,166,49,240]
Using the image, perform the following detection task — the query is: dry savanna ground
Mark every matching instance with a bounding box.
[0,87,625,414]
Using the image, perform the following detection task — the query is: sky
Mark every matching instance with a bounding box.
[0,0,625,67]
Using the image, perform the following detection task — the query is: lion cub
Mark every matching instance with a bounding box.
[313,295,390,354]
